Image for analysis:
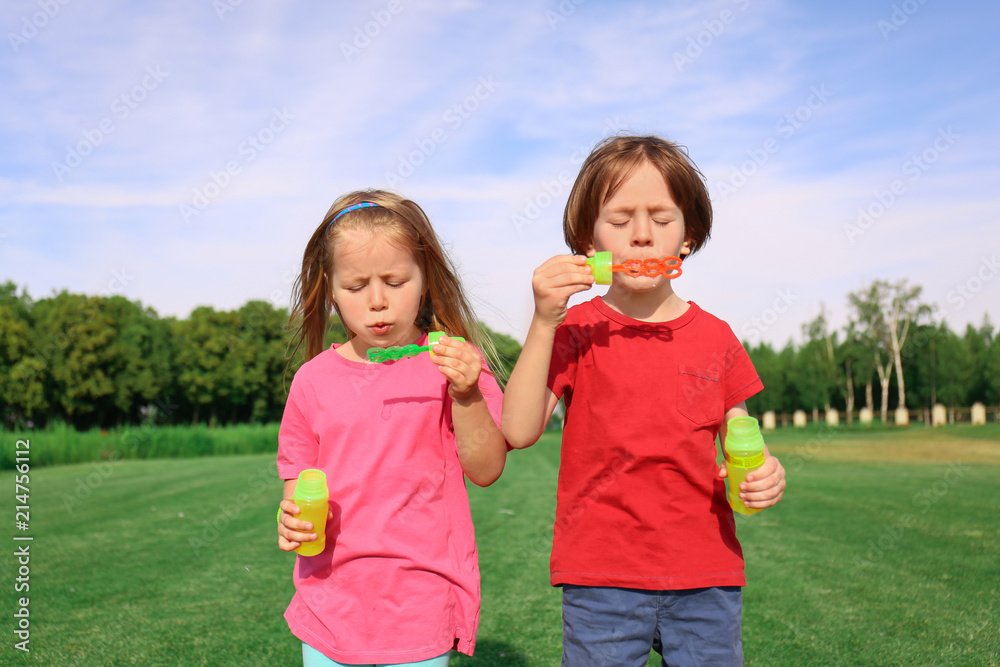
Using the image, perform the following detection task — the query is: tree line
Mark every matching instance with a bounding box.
[744,279,999,421]
[2,279,996,431]
[0,282,521,430]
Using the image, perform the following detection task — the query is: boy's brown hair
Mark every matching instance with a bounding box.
[563,135,713,256]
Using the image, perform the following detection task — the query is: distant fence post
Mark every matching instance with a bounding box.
[971,402,987,426]
[762,411,776,431]
[932,404,947,427]
[825,408,839,427]
[894,406,910,427]
[859,407,874,425]
[793,410,807,428]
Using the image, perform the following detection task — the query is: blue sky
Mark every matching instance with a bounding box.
[2,0,998,346]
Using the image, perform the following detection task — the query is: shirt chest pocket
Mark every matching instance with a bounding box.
[677,365,722,426]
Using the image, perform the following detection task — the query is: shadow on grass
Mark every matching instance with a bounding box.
[453,638,530,666]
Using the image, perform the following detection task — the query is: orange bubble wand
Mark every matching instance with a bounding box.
[585,251,683,285]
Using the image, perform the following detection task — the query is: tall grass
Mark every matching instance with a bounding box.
[0,421,279,470]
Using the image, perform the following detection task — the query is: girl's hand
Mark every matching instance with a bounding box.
[532,255,595,330]
[277,498,327,552]
[430,336,483,401]
[717,452,786,509]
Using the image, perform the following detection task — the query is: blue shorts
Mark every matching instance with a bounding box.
[302,643,450,667]
[561,585,743,667]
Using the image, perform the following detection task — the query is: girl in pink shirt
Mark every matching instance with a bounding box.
[276,190,507,667]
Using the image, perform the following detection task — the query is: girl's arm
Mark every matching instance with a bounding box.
[501,254,593,449]
[717,402,786,509]
[432,337,507,487]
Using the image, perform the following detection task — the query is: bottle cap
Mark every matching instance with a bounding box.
[585,251,613,285]
[725,416,765,456]
[295,469,327,496]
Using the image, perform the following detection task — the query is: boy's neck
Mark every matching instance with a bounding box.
[600,283,690,323]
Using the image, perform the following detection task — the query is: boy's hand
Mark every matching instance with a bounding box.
[532,255,595,329]
[431,336,482,402]
[717,452,786,509]
[277,499,327,552]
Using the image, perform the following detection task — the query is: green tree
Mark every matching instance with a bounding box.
[31,293,118,427]
[233,300,293,422]
[0,286,48,427]
[849,281,896,423]
[838,321,868,422]
[901,319,975,411]
[171,306,234,425]
[798,306,839,416]
[886,280,934,410]
[964,317,995,405]
[745,341,785,415]
[985,321,1000,405]
[479,323,521,388]
[28,292,169,427]
[100,296,173,424]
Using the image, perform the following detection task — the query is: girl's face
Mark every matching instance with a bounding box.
[588,160,689,294]
[330,228,425,362]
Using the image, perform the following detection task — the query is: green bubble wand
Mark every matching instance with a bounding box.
[367,331,465,363]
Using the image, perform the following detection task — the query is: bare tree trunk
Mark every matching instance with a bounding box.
[845,361,855,424]
[865,380,873,411]
[876,361,891,424]
[889,301,910,409]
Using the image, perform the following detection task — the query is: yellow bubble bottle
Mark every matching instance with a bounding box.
[292,469,328,557]
[724,416,766,516]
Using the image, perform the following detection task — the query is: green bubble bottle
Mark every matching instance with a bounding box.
[292,469,328,557]
[724,416,766,516]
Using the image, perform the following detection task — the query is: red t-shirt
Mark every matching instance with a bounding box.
[547,298,763,590]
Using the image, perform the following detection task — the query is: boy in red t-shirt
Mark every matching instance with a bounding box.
[502,135,786,666]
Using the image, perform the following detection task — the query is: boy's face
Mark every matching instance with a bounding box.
[587,160,690,293]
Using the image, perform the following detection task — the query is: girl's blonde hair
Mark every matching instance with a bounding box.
[289,189,501,374]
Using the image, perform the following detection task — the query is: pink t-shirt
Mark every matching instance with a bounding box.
[277,336,503,663]
[547,298,763,590]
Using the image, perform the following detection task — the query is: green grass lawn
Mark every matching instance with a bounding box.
[2,426,998,665]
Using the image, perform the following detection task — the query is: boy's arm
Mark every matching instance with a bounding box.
[501,318,563,448]
[718,402,786,509]
[501,255,593,449]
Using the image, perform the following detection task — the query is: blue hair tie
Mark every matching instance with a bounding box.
[328,201,381,229]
